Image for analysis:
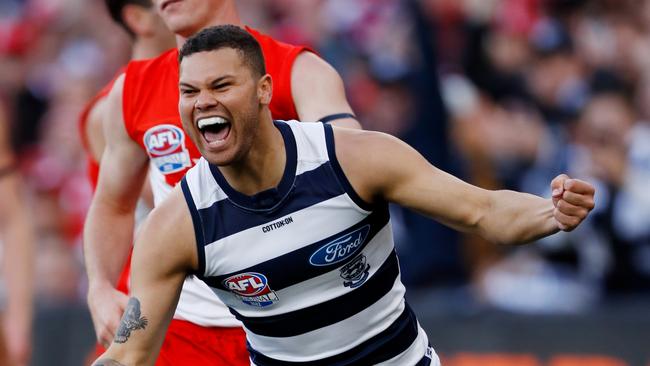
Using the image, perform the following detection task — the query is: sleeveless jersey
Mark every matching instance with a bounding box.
[181,121,439,366]
[122,28,311,327]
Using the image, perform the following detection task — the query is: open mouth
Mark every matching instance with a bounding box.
[197,116,231,144]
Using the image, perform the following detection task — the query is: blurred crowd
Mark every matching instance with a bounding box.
[434,0,650,312]
[0,0,649,361]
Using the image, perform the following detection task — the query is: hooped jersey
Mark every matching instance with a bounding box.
[122,28,311,327]
[181,121,438,366]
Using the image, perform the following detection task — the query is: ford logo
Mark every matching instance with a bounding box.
[309,225,370,266]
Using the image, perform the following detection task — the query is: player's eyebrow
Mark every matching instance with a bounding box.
[179,75,234,89]
[179,81,197,89]
[209,75,234,86]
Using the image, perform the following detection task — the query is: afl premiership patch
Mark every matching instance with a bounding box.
[143,124,191,174]
[223,272,279,307]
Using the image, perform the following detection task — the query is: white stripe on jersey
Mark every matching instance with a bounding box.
[184,158,229,210]
[148,161,174,207]
[203,193,371,277]
[289,121,329,171]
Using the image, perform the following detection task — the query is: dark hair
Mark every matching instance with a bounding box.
[178,25,266,77]
[104,0,152,37]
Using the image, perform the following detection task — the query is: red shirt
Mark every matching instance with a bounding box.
[123,27,310,188]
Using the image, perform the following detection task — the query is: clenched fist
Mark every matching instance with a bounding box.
[550,174,596,231]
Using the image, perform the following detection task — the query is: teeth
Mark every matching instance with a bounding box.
[198,116,228,129]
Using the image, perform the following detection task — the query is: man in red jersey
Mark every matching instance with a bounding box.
[80,0,174,189]
[84,0,360,364]
[78,0,174,360]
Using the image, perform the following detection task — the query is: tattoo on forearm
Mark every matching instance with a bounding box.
[94,359,127,366]
[114,297,148,344]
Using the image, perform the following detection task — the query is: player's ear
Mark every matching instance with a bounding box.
[257,74,273,105]
[122,4,151,37]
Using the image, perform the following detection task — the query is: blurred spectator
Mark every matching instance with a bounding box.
[574,92,650,292]
[0,99,34,366]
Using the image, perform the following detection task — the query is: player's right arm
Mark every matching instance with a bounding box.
[93,186,196,366]
[84,74,150,347]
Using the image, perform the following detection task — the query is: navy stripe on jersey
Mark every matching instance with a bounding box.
[416,352,433,366]
[323,124,377,211]
[181,177,206,276]
[229,250,399,337]
[195,161,349,249]
[248,303,419,366]
[201,206,389,290]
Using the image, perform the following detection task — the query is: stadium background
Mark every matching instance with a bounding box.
[1,0,649,364]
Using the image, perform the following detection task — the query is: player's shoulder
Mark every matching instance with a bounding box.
[245,26,280,46]
[245,26,308,54]
[126,48,177,70]
[124,48,178,85]
[331,127,396,151]
[330,127,410,176]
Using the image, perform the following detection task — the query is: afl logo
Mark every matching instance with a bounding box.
[143,124,191,174]
[223,272,279,307]
[144,125,185,156]
[309,225,370,266]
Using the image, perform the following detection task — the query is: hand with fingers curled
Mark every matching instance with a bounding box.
[550,174,596,231]
[87,284,130,349]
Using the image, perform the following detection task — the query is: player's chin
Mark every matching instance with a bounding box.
[202,149,237,166]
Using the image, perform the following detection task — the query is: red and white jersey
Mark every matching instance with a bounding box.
[122,27,311,327]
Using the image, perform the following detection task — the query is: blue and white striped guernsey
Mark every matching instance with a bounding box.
[180,121,439,366]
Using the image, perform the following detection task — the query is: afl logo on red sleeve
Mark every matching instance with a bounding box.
[223,272,279,307]
[143,124,192,174]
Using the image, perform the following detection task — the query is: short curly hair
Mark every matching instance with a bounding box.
[178,25,266,78]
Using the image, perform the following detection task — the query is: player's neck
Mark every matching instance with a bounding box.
[218,114,285,196]
[175,3,243,48]
[131,39,170,61]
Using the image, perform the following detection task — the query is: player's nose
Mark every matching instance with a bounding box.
[195,90,218,110]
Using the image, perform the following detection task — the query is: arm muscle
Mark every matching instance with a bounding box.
[291,52,361,129]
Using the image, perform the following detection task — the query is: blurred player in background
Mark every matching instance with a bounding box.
[0,100,34,366]
[84,0,360,364]
[78,0,174,359]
